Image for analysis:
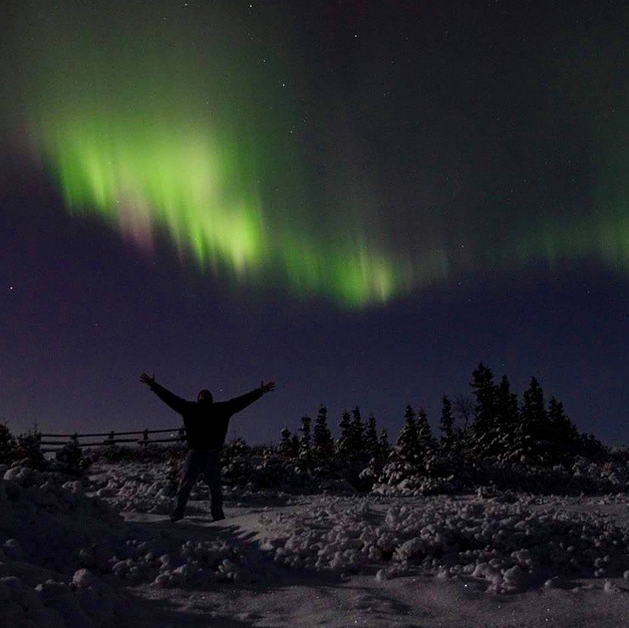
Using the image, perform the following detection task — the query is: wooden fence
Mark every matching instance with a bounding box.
[38,427,186,453]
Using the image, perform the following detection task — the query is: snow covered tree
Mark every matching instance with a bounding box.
[541,397,579,466]
[312,405,335,473]
[222,438,252,487]
[398,405,421,463]
[252,446,298,489]
[417,408,450,478]
[378,428,391,459]
[14,431,47,470]
[335,407,373,488]
[335,410,353,461]
[357,414,390,491]
[439,396,455,454]
[299,416,312,452]
[379,405,422,487]
[54,437,89,476]
[350,407,365,447]
[493,375,520,462]
[298,416,313,471]
[364,414,380,461]
[278,427,300,459]
[469,363,501,459]
[513,376,551,466]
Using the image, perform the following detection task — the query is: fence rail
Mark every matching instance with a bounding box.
[38,427,186,452]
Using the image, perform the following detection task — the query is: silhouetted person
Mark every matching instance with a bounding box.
[140,373,275,522]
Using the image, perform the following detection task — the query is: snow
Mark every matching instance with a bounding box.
[2,461,629,627]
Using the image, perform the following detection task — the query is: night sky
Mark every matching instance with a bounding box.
[1,1,629,445]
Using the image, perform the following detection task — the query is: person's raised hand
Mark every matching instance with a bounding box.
[260,381,275,395]
[140,372,155,387]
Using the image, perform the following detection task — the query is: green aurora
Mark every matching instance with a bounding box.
[8,1,421,308]
[6,1,629,307]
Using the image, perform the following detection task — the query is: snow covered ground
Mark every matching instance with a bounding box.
[2,461,629,627]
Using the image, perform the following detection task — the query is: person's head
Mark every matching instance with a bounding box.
[197,389,213,404]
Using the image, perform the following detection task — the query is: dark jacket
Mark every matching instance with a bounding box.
[149,382,263,450]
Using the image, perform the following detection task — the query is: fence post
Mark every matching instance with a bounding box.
[140,429,149,446]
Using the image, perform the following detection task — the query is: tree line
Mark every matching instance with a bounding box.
[220,363,614,494]
[0,363,620,493]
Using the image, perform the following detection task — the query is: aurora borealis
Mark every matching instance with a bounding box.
[8,0,628,308]
[9,0,418,307]
[1,1,629,445]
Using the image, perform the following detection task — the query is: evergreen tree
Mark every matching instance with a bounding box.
[298,416,313,470]
[416,408,434,447]
[252,446,297,489]
[378,428,391,459]
[14,431,47,470]
[357,414,388,490]
[416,407,441,476]
[364,414,380,461]
[439,396,455,454]
[380,405,422,487]
[336,410,353,461]
[221,438,252,486]
[575,431,608,462]
[299,416,312,452]
[546,398,578,465]
[546,398,579,462]
[312,405,335,470]
[350,407,365,446]
[515,376,550,465]
[469,363,501,459]
[398,405,420,463]
[278,427,299,459]
[54,438,89,476]
[494,375,520,461]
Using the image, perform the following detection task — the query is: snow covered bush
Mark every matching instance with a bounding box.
[53,440,91,477]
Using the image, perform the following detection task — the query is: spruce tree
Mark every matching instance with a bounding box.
[439,396,455,454]
[350,407,365,446]
[221,438,252,487]
[358,415,387,490]
[379,428,391,459]
[299,416,312,452]
[516,376,550,465]
[416,408,434,447]
[547,397,579,465]
[312,405,335,470]
[380,405,422,487]
[417,408,441,476]
[494,375,519,461]
[278,427,299,459]
[298,416,313,471]
[336,410,353,461]
[14,431,47,470]
[54,438,88,476]
[364,414,380,461]
[470,363,500,459]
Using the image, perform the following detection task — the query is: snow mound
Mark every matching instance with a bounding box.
[0,467,133,628]
[262,494,629,592]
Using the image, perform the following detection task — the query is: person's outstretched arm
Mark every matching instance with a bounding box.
[140,372,189,415]
[225,381,275,415]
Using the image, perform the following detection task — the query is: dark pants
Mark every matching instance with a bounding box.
[173,448,224,520]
